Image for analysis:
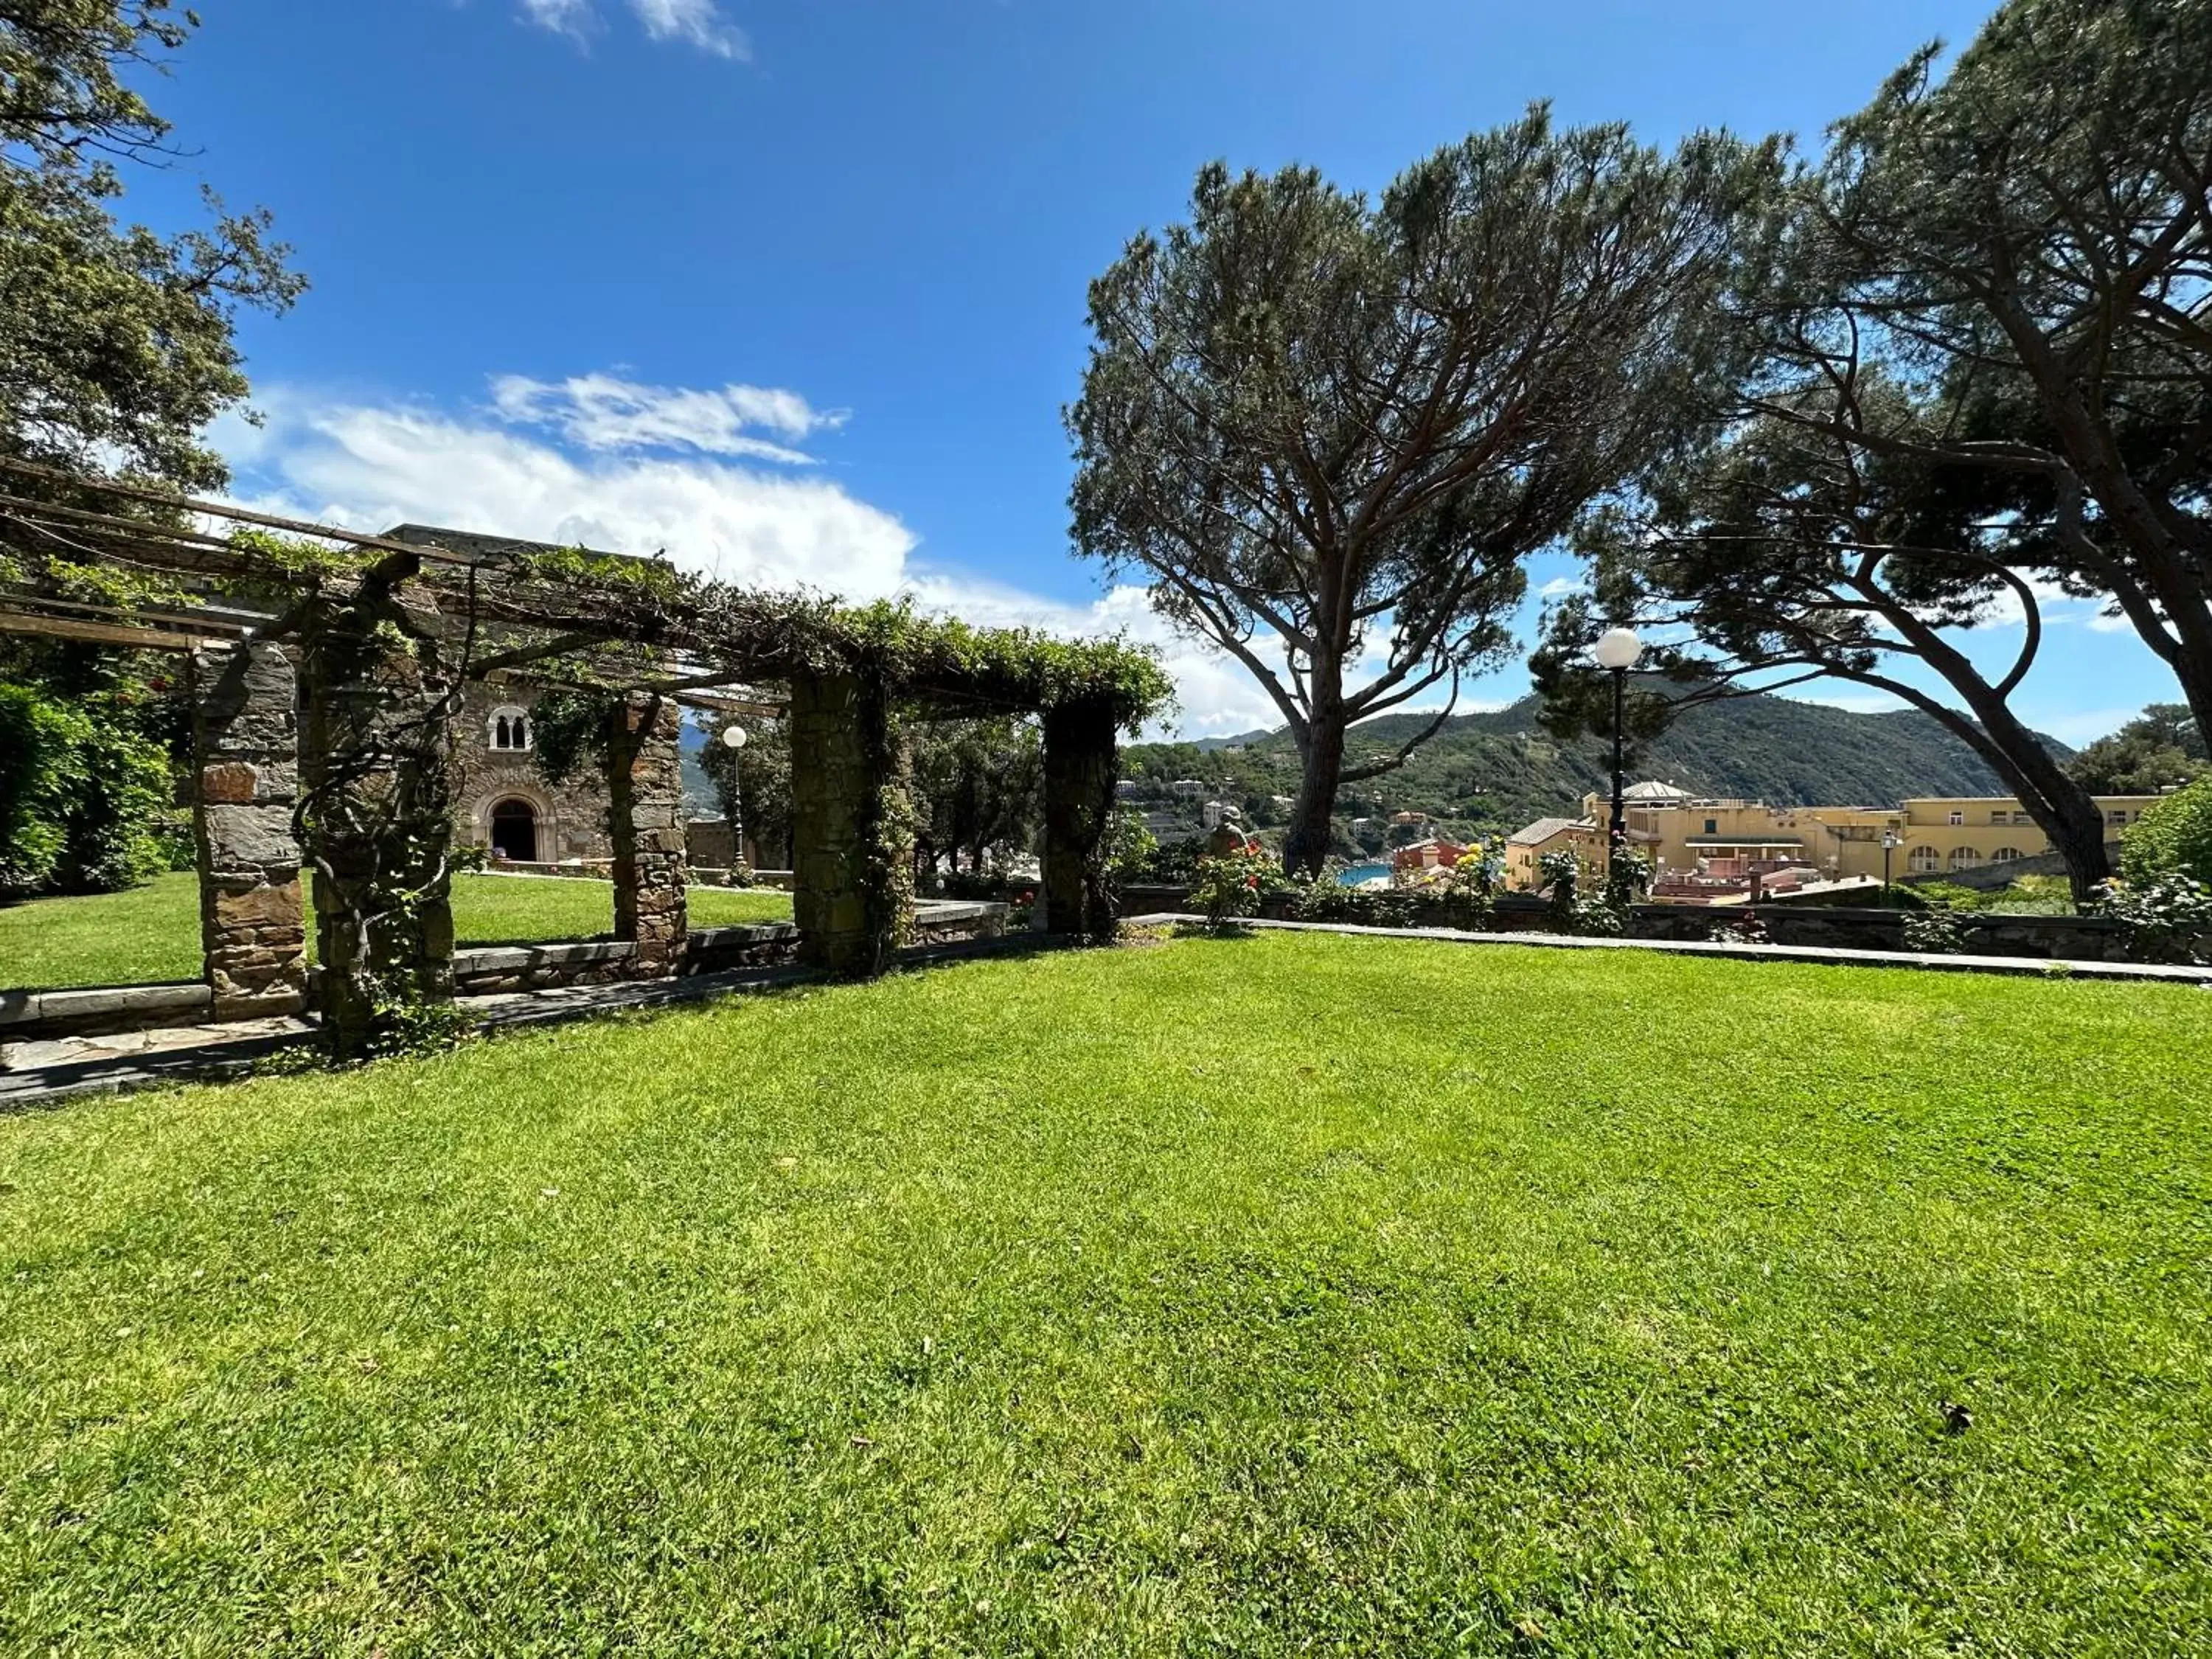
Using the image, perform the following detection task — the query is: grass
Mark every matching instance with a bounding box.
[0,872,794,992]
[1,932,2209,1653]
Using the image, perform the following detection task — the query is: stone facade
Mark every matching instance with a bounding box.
[189,641,308,1020]
[451,677,613,863]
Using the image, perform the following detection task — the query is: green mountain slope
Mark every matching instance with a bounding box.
[1124,694,2073,841]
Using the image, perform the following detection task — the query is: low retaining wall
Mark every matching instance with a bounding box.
[0,980,244,1045]
[1127,883,2188,964]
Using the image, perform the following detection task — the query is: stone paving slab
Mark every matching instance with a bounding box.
[1121,914,2212,985]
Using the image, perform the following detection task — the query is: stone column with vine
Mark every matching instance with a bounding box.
[296,555,462,1055]
[790,668,914,976]
[606,689,689,977]
[1042,698,1119,942]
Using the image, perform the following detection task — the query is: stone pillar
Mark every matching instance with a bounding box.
[608,691,688,977]
[297,564,458,1052]
[1042,699,1119,940]
[790,669,912,976]
[190,641,307,1020]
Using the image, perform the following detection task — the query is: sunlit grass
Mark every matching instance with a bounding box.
[0,872,792,991]
[2,931,2208,1652]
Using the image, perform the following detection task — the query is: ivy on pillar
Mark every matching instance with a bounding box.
[790,669,914,976]
[1042,698,1120,941]
[297,556,459,1053]
[189,640,308,1020]
[607,690,688,977]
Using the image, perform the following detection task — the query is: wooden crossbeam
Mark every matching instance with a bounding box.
[0,609,213,653]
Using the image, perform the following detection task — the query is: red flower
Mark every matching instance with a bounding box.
[1245,874,1259,888]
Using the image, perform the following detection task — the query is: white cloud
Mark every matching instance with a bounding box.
[223,388,909,597]
[1537,575,1587,599]
[490,373,837,464]
[517,0,592,39]
[629,0,749,58]
[214,380,1297,739]
[2087,608,2138,633]
[216,376,1547,742]
[514,0,748,58]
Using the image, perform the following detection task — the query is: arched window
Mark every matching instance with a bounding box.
[1990,846,2024,864]
[487,705,532,752]
[1949,846,1985,871]
[1907,845,1941,874]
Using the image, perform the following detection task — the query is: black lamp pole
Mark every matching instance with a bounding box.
[1608,664,1628,862]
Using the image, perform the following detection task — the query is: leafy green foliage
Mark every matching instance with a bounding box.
[2068,706,2206,796]
[2094,872,2212,966]
[526,687,622,787]
[1186,848,1284,925]
[2120,773,2212,887]
[0,679,80,891]
[1070,110,1783,869]
[3,935,2208,1649]
[0,1,302,490]
[0,652,175,897]
[908,717,1042,878]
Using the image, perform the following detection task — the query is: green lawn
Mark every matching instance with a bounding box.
[2,933,2208,1653]
[0,872,793,991]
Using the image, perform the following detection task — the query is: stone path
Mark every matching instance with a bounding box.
[1121,913,2212,985]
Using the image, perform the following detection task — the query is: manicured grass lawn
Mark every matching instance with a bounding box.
[2,933,2208,1652]
[0,872,793,991]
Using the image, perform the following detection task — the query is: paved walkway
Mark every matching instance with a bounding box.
[1123,913,2212,985]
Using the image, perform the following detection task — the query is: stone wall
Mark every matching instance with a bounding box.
[608,692,689,977]
[451,677,612,863]
[189,641,308,1020]
[1125,884,2185,964]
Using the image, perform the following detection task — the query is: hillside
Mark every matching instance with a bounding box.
[1122,693,2071,841]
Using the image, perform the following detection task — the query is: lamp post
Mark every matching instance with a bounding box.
[1881,830,1900,905]
[1590,627,1644,883]
[720,724,748,871]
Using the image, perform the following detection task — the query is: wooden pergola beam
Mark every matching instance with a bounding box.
[0,609,215,653]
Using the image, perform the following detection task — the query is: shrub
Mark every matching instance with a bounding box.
[0,682,171,896]
[1188,849,1287,925]
[0,683,87,894]
[2119,774,2212,886]
[2093,873,2212,964]
[1901,909,1967,955]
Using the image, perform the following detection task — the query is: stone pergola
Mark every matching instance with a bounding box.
[0,462,1169,1053]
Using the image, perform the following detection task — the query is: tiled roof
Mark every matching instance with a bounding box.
[1508,815,1593,847]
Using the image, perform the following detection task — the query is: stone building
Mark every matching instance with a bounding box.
[450,675,615,863]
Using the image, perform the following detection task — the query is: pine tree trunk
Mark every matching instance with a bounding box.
[1282,708,1346,877]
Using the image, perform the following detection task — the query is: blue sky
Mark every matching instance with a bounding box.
[125,0,2173,743]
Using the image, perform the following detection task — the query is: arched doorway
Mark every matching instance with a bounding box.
[490,798,539,863]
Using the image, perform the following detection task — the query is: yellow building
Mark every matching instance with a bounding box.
[1528,783,2168,888]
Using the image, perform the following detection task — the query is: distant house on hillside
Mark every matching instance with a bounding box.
[1503,779,2173,897]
